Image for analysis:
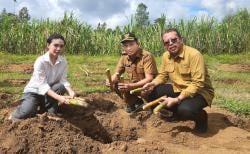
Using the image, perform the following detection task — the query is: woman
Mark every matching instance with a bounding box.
[9,33,75,121]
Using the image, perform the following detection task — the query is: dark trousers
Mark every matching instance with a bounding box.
[123,92,144,106]
[149,84,208,121]
[12,83,66,119]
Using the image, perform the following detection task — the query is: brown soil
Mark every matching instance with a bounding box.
[0,93,249,153]
[0,64,33,74]
[0,93,13,109]
[219,64,250,72]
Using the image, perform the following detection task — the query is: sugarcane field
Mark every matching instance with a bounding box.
[0,1,250,154]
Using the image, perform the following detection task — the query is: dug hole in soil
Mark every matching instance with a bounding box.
[0,92,249,153]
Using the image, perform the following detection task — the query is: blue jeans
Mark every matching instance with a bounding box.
[12,83,66,119]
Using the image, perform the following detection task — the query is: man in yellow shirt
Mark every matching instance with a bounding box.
[106,32,158,113]
[144,28,214,133]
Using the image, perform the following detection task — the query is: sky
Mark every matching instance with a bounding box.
[0,0,249,28]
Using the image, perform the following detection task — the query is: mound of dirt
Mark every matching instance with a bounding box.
[0,93,249,153]
[219,64,250,72]
[0,64,33,74]
[3,79,29,86]
[0,93,13,109]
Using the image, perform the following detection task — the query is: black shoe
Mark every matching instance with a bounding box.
[125,105,136,113]
[125,102,143,113]
[133,101,144,112]
[194,110,208,133]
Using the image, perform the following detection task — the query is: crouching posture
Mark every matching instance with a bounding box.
[144,28,214,133]
[9,33,75,121]
[106,32,158,113]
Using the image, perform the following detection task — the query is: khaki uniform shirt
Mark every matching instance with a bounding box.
[153,45,214,106]
[115,49,158,83]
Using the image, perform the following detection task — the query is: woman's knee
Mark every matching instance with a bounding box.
[12,93,41,119]
[12,101,38,119]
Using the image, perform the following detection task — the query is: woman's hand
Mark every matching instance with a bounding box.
[68,90,75,98]
[57,95,67,105]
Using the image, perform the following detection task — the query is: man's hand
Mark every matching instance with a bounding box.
[160,97,179,108]
[142,82,156,95]
[105,74,119,87]
[118,83,132,92]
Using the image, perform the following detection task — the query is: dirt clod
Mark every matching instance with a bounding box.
[0,64,33,74]
[0,93,249,153]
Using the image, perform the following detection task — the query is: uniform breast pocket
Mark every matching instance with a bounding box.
[136,67,145,80]
[136,67,144,74]
[125,66,133,79]
[165,63,174,73]
[179,65,191,81]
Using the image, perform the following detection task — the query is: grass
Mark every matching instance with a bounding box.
[204,52,250,116]
[0,51,249,117]
[0,52,36,64]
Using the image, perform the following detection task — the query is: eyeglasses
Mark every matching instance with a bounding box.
[53,44,64,48]
[163,38,179,46]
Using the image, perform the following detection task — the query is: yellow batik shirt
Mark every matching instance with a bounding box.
[153,45,214,106]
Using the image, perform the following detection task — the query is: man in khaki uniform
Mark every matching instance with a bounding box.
[106,32,158,113]
[143,28,214,133]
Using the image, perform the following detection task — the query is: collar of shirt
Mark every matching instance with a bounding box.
[126,48,143,62]
[167,45,185,60]
[44,52,63,65]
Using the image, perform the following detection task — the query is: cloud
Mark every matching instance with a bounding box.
[200,0,249,19]
[0,0,249,28]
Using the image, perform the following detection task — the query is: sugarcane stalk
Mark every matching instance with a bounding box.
[105,68,113,91]
[141,97,148,104]
[67,97,89,107]
[79,66,89,76]
[130,87,144,94]
[142,96,165,110]
[153,103,165,114]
